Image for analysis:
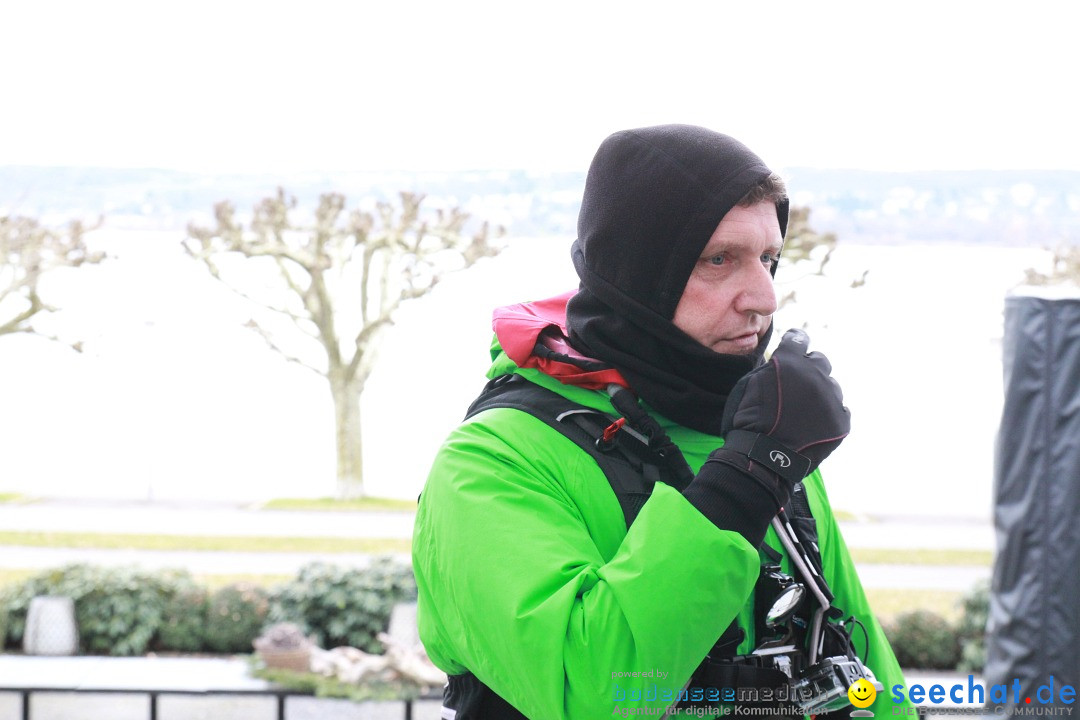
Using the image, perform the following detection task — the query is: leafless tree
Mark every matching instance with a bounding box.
[777,205,868,310]
[0,214,104,350]
[184,189,503,500]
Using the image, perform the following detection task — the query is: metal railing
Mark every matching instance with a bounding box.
[1,686,436,720]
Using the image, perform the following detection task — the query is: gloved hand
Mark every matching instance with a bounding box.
[683,329,849,545]
[717,327,850,483]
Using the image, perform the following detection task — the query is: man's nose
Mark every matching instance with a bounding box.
[735,262,777,317]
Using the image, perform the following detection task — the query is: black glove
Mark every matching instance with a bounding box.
[716,327,850,481]
[683,329,850,545]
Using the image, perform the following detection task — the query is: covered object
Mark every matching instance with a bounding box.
[985,291,1080,711]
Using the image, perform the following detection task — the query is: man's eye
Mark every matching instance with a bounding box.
[707,254,727,266]
[761,252,781,266]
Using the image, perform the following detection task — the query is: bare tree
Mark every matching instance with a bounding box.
[0,214,104,350]
[777,206,868,308]
[768,205,869,343]
[782,206,837,267]
[184,189,503,500]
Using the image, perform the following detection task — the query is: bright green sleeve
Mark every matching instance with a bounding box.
[804,473,919,718]
[413,408,760,719]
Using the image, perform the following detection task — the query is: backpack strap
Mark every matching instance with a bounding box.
[444,374,692,717]
[465,373,689,527]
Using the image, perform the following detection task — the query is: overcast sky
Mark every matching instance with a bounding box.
[3,0,1077,175]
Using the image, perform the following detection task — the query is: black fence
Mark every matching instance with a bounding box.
[0,686,439,720]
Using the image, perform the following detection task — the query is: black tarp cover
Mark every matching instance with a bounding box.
[985,292,1080,711]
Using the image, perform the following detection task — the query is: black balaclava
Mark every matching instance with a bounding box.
[566,124,789,435]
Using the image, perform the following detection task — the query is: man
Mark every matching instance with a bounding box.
[413,125,913,719]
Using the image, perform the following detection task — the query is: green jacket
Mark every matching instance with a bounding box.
[414,344,914,719]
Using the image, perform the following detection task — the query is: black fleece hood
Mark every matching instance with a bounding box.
[566,124,789,434]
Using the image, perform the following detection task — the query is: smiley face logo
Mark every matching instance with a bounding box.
[848,678,877,708]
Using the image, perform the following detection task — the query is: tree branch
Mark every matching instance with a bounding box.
[244,319,324,377]
[0,301,43,336]
[0,214,104,344]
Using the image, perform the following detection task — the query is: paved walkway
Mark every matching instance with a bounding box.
[0,546,411,576]
[0,498,996,548]
[838,515,995,551]
[0,499,417,538]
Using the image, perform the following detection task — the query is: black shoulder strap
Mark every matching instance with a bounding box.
[465,373,684,527]
[445,374,683,719]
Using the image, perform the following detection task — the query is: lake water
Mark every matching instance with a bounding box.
[0,230,1055,521]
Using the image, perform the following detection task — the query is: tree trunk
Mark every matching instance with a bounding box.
[330,374,364,500]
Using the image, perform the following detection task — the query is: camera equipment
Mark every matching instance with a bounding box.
[747,512,883,715]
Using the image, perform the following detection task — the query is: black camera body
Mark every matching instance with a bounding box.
[790,655,882,715]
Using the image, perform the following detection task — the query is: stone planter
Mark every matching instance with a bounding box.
[23,596,79,656]
[257,647,312,672]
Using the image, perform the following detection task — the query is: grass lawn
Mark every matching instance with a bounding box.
[0,531,985,573]
[0,493,31,504]
[0,495,418,511]
[0,568,36,588]
[259,497,418,512]
[0,530,411,554]
[0,567,294,590]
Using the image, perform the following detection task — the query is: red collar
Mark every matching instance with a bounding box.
[492,291,630,391]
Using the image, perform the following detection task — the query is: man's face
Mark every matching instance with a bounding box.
[672,201,782,355]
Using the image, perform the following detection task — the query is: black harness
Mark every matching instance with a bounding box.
[441,374,829,720]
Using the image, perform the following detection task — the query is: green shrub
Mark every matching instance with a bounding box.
[268,558,416,652]
[883,609,961,670]
[157,587,209,652]
[0,589,9,650]
[1,564,197,656]
[956,580,989,672]
[203,582,270,653]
